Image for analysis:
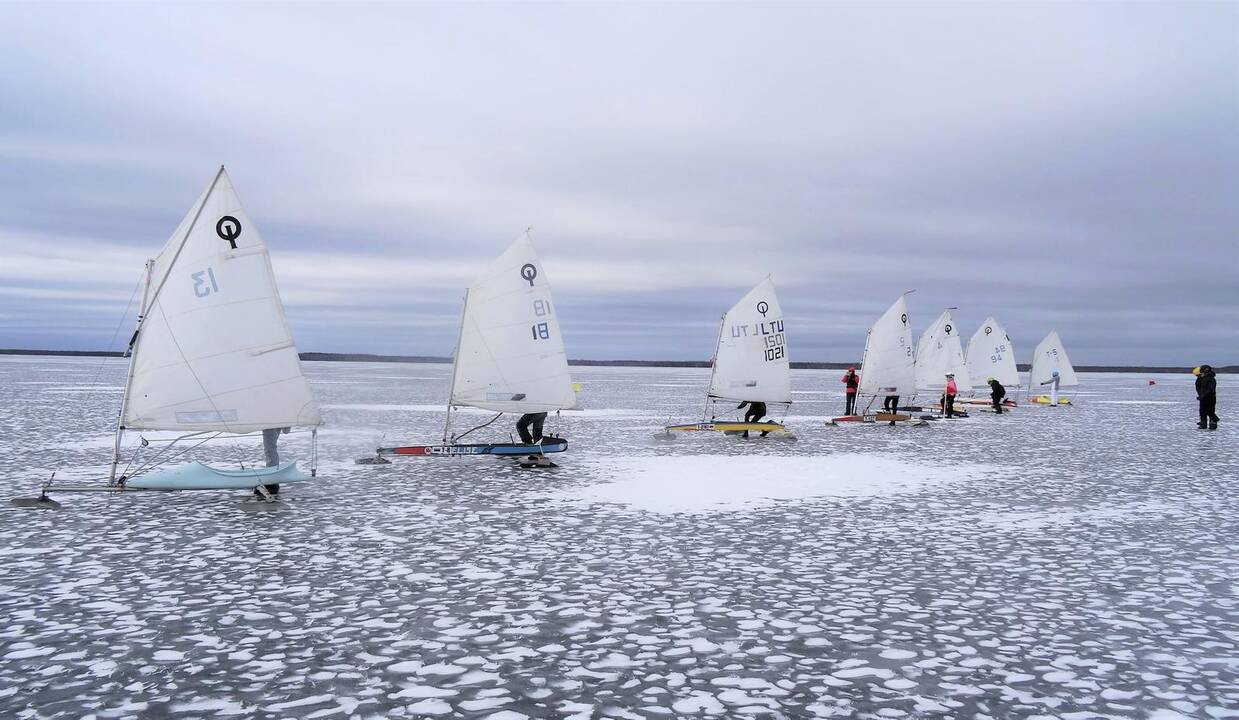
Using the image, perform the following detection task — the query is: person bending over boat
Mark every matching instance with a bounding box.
[988,377,1006,414]
[1040,369,1062,406]
[736,400,770,438]
[842,368,860,415]
[1196,365,1219,430]
[517,412,549,444]
[943,373,958,418]
[260,427,289,496]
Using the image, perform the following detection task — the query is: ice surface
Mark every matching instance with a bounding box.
[557,454,993,512]
[1,356,1236,718]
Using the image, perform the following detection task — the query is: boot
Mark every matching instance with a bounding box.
[1209,419,1219,430]
[1198,422,1208,429]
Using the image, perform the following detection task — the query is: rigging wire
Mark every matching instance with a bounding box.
[452,412,504,442]
[85,270,145,395]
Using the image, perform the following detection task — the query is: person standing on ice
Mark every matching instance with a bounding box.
[736,400,770,438]
[517,412,548,444]
[1040,369,1062,406]
[259,427,289,496]
[841,367,860,415]
[1196,365,1219,429]
[988,377,1006,414]
[943,373,958,418]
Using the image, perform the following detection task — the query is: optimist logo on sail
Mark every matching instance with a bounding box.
[216,216,242,249]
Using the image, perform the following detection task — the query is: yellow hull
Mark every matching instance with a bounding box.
[664,421,795,438]
[1031,395,1072,405]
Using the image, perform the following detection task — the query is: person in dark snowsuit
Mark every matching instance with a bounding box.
[517,412,548,444]
[988,378,1007,414]
[1196,365,1219,429]
[737,400,769,438]
[842,368,860,415]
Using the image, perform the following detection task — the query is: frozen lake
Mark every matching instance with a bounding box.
[1,356,1236,719]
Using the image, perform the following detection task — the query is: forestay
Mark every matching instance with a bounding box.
[858,295,916,398]
[707,277,790,404]
[449,232,575,413]
[1029,330,1078,388]
[914,310,971,392]
[123,167,321,433]
[967,317,1019,388]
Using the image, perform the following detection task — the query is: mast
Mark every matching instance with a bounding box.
[702,311,726,421]
[109,260,153,485]
[442,288,470,443]
[857,326,874,413]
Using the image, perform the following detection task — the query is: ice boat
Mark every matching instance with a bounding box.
[1028,331,1078,406]
[16,167,321,506]
[829,294,922,426]
[664,277,794,438]
[126,461,311,491]
[372,231,576,465]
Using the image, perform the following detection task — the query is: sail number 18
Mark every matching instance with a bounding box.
[530,299,553,340]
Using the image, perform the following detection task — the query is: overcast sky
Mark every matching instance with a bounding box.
[1,2,1235,364]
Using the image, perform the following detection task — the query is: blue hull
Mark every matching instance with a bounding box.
[378,439,568,457]
[126,460,310,490]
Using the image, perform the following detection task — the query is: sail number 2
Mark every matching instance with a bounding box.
[191,268,220,298]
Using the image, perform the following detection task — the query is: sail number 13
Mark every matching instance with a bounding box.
[192,268,220,298]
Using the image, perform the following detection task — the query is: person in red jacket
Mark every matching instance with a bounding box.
[842,367,860,415]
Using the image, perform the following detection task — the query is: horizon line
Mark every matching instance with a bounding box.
[0,348,1225,374]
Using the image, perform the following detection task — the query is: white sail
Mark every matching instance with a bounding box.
[707,277,790,404]
[858,295,916,398]
[122,167,321,433]
[449,232,575,413]
[967,317,1019,388]
[1029,330,1078,388]
[914,310,971,392]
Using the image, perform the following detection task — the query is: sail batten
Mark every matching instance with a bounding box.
[858,295,916,397]
[122,169,320,433]
[967,317,1019,388]
[449,233,575,414]
[706,277,791,405]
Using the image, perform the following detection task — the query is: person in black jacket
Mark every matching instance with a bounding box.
[1196,365,1219,430]
[517,412,548,444]
[987,378,1007,414]
[737,400,769,438]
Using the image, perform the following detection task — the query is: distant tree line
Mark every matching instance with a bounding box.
[1,348,1230,374]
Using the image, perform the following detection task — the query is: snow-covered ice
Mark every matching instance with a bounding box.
[1,356,1236,718]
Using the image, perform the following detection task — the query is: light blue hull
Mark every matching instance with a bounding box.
[126,460,310,491]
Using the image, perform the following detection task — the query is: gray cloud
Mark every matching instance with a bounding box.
[0,2,1235,365]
